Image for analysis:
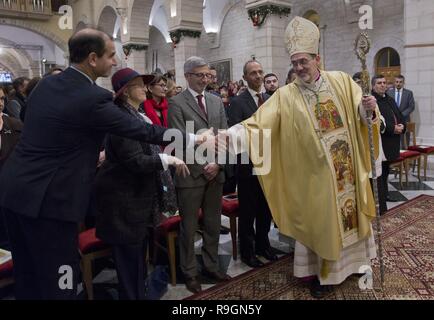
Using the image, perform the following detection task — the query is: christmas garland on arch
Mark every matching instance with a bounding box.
[122,43,148,57]
[248,5,291,27]
[169,29,202,46]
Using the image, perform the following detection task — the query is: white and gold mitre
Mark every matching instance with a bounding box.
[285,16,320,57]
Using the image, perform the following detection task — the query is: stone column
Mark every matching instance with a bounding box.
[173,36,199,88]
[245,1,292,86]
[403,0,434,171]
[126,49,147,74]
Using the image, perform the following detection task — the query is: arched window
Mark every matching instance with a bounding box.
[375,47,401,86]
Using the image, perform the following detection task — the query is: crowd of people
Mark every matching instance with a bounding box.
[0,16,416,300]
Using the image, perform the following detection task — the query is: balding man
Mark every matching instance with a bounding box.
[0,29,209,300]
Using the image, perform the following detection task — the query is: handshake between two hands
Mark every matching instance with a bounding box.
[164,128,231,180]
[195,127,230,154]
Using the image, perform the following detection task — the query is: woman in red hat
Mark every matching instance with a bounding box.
[94,68,188,300]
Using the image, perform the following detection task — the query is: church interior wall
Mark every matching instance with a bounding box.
[147,26,175,74]
[197,0,256,84]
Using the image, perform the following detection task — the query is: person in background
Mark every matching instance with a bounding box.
[165,78,178,99]
[372,74,406,204]
[227,60,277,269]
[264,73,279,96]
[352,72,362,87]
[142,74,169,128]
[5,77,29,119]
[0,86,23,248]
[285,68,296,84]
[20,77,41,122]
[175,86,183,95]
[353,72,387,214]
[44,67,63,77]
[386,75,415,148]
[206,67,220,97]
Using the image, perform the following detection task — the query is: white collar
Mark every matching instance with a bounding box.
[188,86,205,98]
[247,87,262,98]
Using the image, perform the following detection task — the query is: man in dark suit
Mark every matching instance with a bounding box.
[372,75,406,204]
[168,56,230,294]
[0,86,23,248]
[386,75,415,147]
[4,77,29,119]
[227,60,277,268]
[0,29,209,300]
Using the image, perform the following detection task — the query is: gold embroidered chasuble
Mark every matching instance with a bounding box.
[242,71,379,262]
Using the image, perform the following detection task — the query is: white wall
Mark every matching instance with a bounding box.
[404,0,434,154]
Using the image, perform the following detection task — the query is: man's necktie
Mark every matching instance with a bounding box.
[396,91,401,107]
[197,95,207,118]
[256,93,264,108]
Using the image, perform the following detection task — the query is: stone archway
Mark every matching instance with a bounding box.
[128,0,154,43]
[0,19,68,52]
[0,37,35,78]
[375,47,401,86]
[97,6,119,37]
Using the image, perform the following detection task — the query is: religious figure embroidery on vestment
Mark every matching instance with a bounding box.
[330,139,355,192]
[340,198,357,232]
[315,99,344,134]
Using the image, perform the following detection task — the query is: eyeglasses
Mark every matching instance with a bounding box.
[290,58,314,68]
[153,83,167,89]
[188,73,213,79]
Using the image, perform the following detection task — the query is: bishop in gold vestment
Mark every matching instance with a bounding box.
[222,17,380,288]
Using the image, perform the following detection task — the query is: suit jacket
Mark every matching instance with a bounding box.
[5,94,25,119]
[227,90,269,179]
[0,67,172,223]
[373,91,406,161]
[0,115,23,171]
[168,89,227,188]
[94,105,164,245]
[386,88,415,122]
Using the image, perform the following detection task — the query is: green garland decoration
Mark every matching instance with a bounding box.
[122,43,147,57]
[248,5,291,27]
[169,29,202,46]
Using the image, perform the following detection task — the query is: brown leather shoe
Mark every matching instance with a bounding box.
[203,269,232,282]
[185,277,202,294]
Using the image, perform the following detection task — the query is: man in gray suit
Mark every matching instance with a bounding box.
[387,75,415,147]
[168,56,231,294]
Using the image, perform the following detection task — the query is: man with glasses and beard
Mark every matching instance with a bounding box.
[218,17,380,298]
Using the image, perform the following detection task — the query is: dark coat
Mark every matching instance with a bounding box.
[95,106,164,245]
[227,90,269,179]
[0,67,171,223]
[0,115,23,171]
[373,91,406,161]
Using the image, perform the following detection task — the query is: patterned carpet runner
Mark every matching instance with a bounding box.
[188,195,434,300]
